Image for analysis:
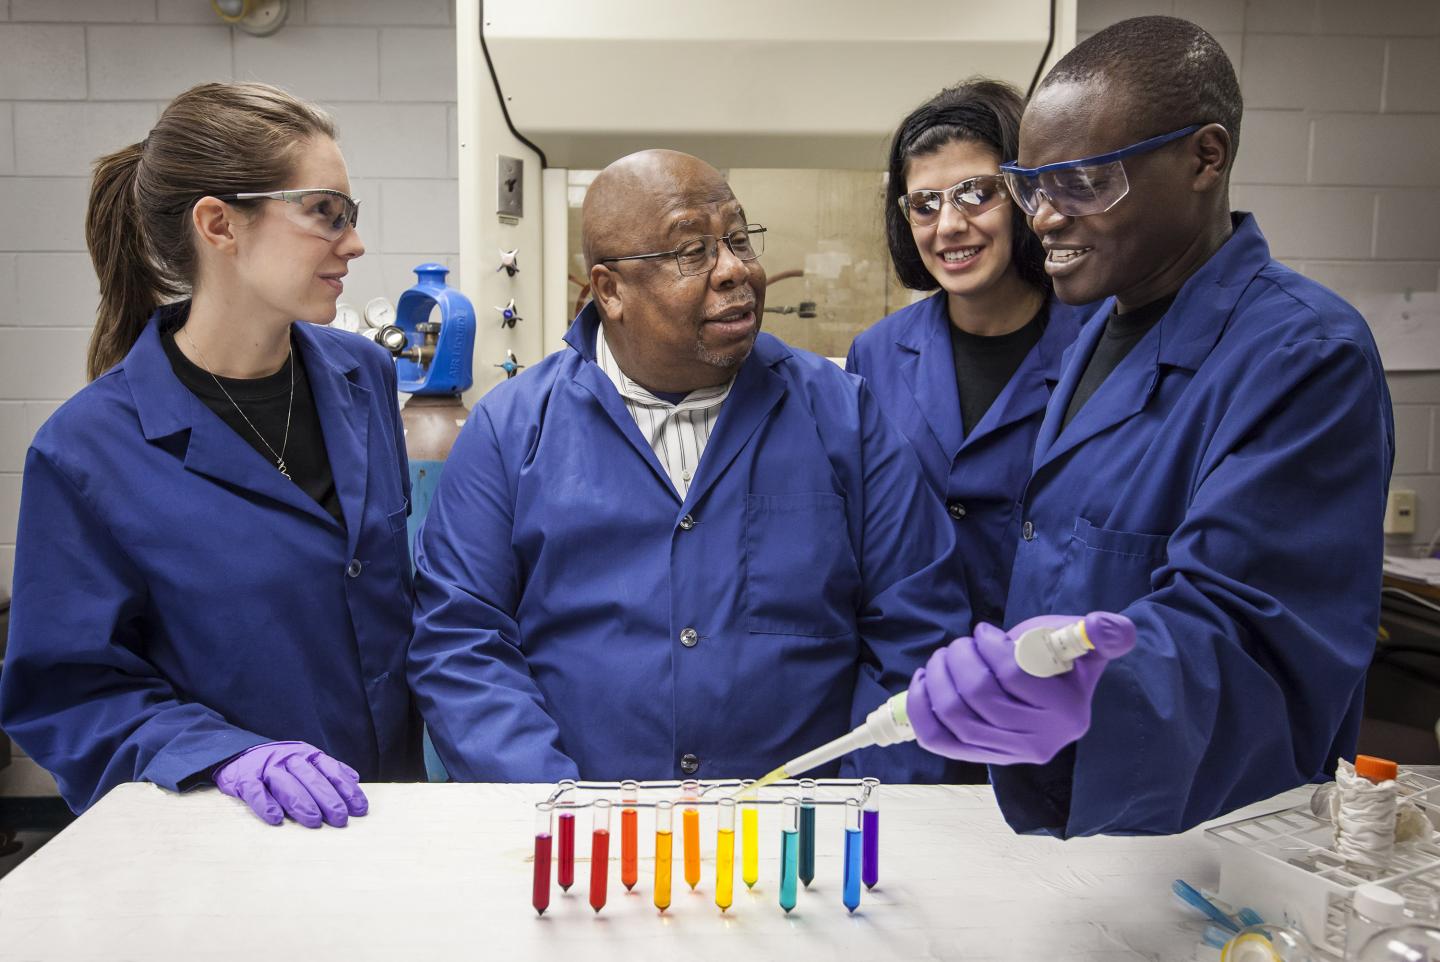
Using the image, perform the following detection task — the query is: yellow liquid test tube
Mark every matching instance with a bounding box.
[715,797,736,912]
[654,800,673,913]
[740,779,759,889]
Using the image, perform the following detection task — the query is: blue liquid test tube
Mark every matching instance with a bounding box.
[842,798,863,913]
[861,777,880,890]
[798,778,816,888]
[779,796,800,914]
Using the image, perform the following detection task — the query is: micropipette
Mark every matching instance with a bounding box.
[734,618,1095,796]
[1011,618,1095,678]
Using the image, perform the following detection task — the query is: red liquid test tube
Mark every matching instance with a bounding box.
[533,802,554,916]
[620,780,639,891]
[557,809,576,891]
[590,799,611,912]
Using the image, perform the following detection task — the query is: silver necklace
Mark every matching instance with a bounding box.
[180,328,295,480]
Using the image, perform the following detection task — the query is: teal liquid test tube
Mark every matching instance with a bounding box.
[842,798,862,913]
[798,778,816,888]
[779,796,800,913]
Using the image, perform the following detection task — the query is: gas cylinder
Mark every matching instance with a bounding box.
[391,263,476,549]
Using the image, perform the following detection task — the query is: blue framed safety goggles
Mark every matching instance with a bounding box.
[999,124,1202,217]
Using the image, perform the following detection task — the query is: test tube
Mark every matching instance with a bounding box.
[532,802,554,916]
[682,779,701,891]
[654,800,674,913]
[557,807,576,892]
[620,780,639,891]
[799,778,817,888]
[740,779,759,889]
[779,796,800,914]
[716,797,736,912]
[842,798,862,913]
[861,778,880,890]
[590,798,611,913]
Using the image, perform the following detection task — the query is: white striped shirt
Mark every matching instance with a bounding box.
[595,323,733,498]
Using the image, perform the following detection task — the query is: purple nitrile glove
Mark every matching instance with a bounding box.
[906,612,1136,766]
[213,741,368,829]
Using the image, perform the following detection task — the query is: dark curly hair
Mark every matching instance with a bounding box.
[884,78,1047,293]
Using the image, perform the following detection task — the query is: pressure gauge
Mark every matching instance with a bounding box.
[364,297,396,329]
[331,302,361,333]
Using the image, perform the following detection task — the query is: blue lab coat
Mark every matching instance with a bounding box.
[408,304,970,784]
[846,293,1082,629]
[0,309,425,812]
[993,214,1394,837]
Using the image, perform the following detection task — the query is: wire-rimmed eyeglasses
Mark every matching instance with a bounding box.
[599,224,766,277]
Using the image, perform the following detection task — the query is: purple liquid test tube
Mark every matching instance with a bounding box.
[861,778,880,889]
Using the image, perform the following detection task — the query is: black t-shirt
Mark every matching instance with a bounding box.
[163,330,344,526]
[1061,293,1177,429]
[949,302,1047,436]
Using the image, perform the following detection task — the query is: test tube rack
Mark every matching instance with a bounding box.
[1206,767,1440,958]
[530,777,882,918]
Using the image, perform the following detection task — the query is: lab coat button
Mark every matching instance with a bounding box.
[345,559,363,577]
[1021,521,1035,541]
[680,754,700,775]
[680,627,699,648]
[679,514,695,531]
[947,501,966,520]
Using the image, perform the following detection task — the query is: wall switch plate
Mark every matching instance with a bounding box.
[497,155,523,218]
[1385,488,1417,535]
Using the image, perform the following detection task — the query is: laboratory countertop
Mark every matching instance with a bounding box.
[0,781,1313,962]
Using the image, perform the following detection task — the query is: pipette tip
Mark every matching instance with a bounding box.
[730,766,787,799]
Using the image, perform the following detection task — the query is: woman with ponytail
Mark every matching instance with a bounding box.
[0,82,423,827]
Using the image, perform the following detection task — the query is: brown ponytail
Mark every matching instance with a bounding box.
[86,142,179,380]
[83,83,336,380]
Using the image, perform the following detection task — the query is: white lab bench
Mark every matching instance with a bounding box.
[0,781,1310,961]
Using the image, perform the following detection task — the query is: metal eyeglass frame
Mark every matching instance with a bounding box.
[599,224,767,277]
[998,124,1203,217]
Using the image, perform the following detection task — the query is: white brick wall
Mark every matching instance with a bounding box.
[1079,0,1440,554]
[0,0,460,591]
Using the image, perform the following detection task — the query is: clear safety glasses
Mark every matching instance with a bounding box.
[214,188,361,240]
[898,174,1009,228]
[599,224,767,277]
[999,124,1201,217]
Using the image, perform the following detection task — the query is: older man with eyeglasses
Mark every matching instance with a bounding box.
[406,149,973,783]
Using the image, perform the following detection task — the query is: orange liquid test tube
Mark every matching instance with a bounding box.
[620,780,639,891]
[681,779,701,890]
[683,807,701,890]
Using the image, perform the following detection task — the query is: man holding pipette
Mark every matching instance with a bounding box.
[974,17,1388,837]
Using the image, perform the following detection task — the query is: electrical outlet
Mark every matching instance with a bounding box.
[1385,488,1417,535]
